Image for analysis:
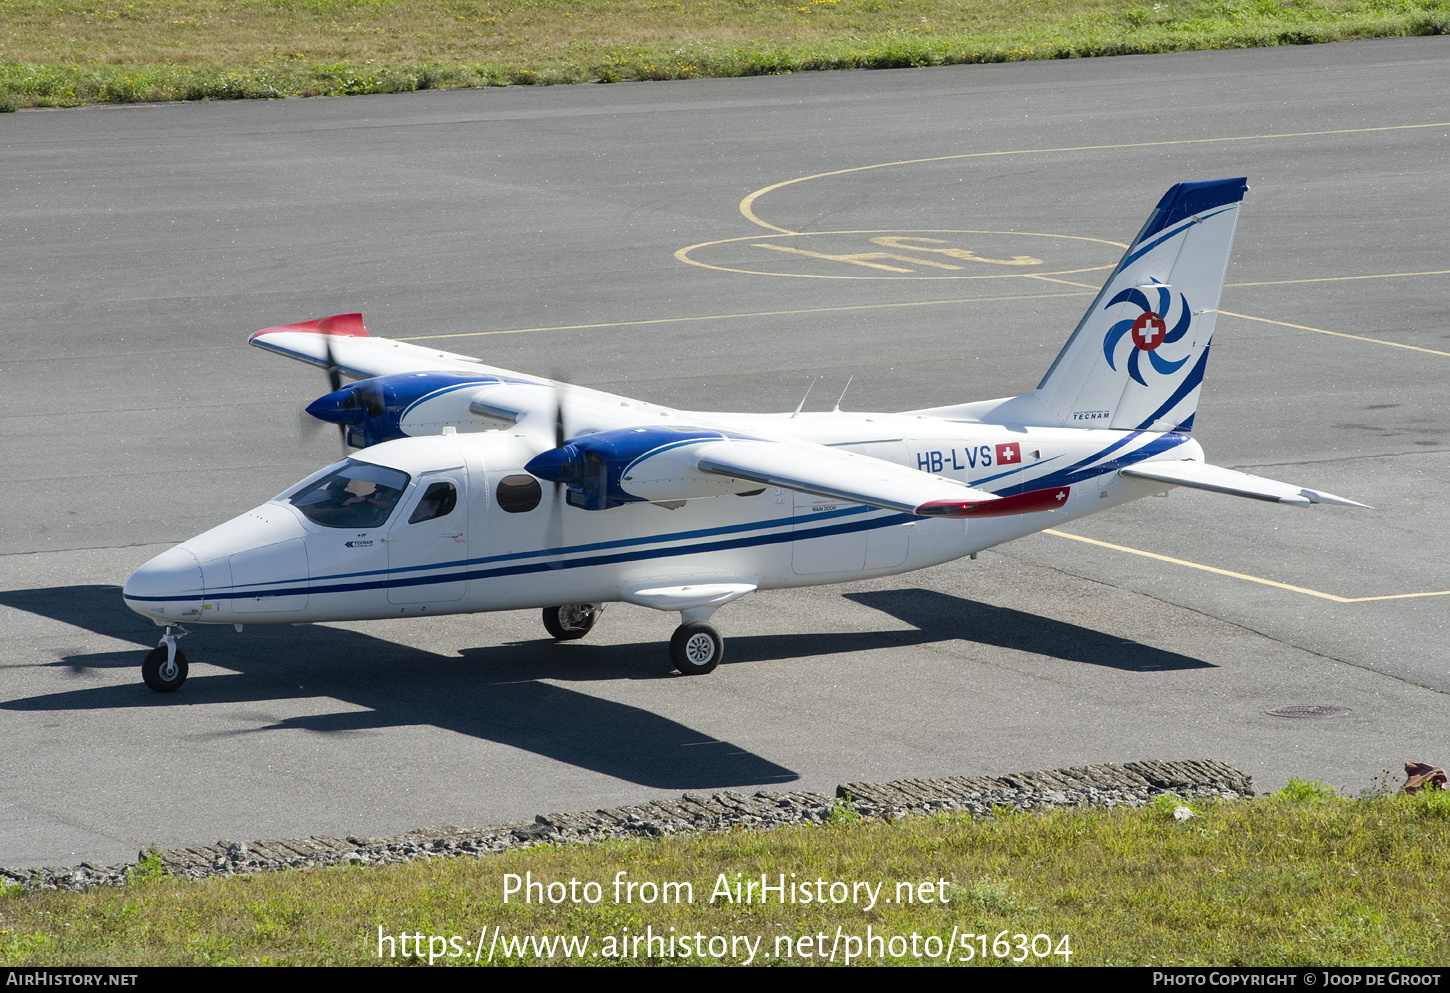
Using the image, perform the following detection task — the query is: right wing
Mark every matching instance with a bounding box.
[655,436,1071,518]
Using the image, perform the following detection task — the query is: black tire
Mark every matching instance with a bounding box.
[142,646,188,693]
[670,622,723,675]
[542,604,598,641]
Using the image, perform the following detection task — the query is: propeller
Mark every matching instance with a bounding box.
[543,376,571,568]
[555,379,567,450]
[297,333,350,456]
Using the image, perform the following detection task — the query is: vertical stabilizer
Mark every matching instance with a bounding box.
[1034,178,1247,432]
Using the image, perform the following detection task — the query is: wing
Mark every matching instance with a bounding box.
[529,427,1074,518]
[249,313,576,439]
[1120,461,1370,508]
[694,439,1071,518]
[255,315,1070,519]
[248,313,534,382]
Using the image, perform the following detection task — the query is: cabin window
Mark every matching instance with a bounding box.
[408,481,458,524]
[496,474,542,513]
[289,460,410,529]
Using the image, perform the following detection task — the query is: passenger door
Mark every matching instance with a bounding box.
[386,469,469,604]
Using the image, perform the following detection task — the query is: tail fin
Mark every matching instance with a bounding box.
[1034,178,1247,432]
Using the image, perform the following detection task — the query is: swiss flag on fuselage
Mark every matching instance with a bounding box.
[996,442,1022,465]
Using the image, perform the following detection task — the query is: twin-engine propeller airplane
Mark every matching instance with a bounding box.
[124,177,1366,692]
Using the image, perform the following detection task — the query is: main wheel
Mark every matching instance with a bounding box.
[142,646,189,693]
[670,622,723,675]
[542,604,598,641]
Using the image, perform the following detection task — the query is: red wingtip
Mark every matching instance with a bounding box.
[916,485,1072,519]
[248,312,369,342]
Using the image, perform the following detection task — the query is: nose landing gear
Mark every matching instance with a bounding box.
[542,604,603,641]
[142,626,189,693]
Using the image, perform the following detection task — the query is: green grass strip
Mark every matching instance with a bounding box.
[1,0,1448,109]
[3,783,1449,966]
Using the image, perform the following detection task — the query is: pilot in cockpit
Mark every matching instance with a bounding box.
[341,477,395,512]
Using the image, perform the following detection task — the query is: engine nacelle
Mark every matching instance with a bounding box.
[306,372,527,448]
[525,426,763,510]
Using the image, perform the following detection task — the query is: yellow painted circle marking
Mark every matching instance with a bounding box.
[676,229,1126,281]
[737,122,1450,233]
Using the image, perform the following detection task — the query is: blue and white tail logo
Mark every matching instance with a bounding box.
[1035,178,1247,433]
[1103,281,1193,386]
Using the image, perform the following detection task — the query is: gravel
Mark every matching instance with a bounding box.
[0,759,1252,892]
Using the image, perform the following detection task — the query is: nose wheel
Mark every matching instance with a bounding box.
[670,621,723,675]
[142,626,189,693]
[542,604,602,641]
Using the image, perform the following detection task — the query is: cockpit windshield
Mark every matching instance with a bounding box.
[289,460,411,529]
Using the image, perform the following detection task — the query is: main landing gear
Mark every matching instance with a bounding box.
[540,602,726,675]
[142,625,189,693]
[669,621,723,676]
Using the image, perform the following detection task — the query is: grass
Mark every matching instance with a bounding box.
[3,783,1448,966]
[0,0,1447,109]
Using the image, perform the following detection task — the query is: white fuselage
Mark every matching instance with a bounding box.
[122,399,1198,628]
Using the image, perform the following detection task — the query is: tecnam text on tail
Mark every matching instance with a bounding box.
[124,178,1366,691]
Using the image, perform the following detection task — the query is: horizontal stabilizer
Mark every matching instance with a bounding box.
[1120,461,1370,508]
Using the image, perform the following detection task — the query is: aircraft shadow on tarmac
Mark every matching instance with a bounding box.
[0,584,797,791]
[0,583,1210,790]
[841,589,1215,673]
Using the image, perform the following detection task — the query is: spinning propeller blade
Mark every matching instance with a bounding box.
[323,334,343,394]
[544,376,571,567]
[296,331,349,455]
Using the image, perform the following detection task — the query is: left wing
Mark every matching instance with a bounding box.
[248,313,531,381]
[250,313,575,442]
[254,315,1072,519]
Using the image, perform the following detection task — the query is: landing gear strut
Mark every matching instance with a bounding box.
[142,625,189,693]
[542,604,602,641]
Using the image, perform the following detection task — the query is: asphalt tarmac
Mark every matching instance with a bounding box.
[2,37,1447,868]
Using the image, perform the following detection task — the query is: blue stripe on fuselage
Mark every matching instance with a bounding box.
[154,507,914,602]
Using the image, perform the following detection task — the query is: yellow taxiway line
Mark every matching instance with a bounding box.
[397,269,1450,344]
[1043,529,1450,603]
[394,290,1091,341]
[1218,310,1450,358]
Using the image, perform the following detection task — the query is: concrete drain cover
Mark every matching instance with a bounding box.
[1265,705,1351,718]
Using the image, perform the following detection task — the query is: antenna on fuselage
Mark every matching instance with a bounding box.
[832,376,854,413]
[791,378,818,418]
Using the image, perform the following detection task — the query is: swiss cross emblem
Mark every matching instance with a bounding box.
[995,443,1021,465]
[1131,312,1167,351]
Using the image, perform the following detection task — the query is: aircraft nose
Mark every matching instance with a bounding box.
[123,545,204,622]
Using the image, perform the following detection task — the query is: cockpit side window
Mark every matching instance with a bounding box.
[408,481,458,524]
[289,460,411,529]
